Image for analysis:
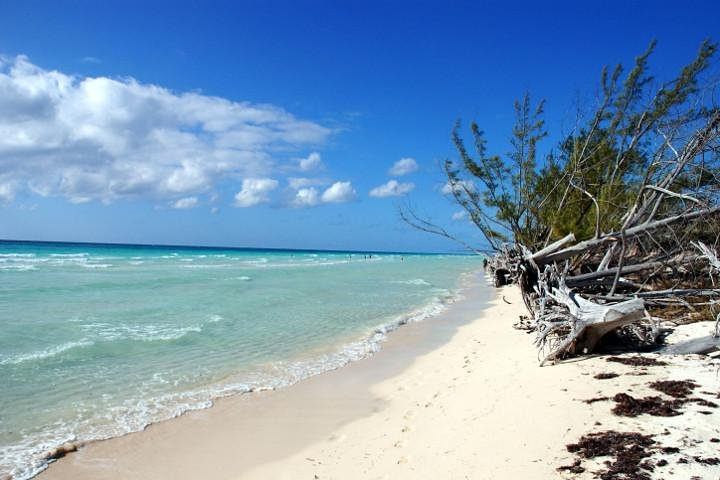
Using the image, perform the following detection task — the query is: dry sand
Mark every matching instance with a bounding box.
[39,276,720,480]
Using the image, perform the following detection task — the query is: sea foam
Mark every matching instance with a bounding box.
[0,340,94,366]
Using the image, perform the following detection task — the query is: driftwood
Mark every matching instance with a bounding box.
[490,221,720,362]
[486,115,720,363]
[537,283,645,365]
[660,336,720,355]
[537,206,720,266]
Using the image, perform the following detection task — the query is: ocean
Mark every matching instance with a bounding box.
[0,240,481,479]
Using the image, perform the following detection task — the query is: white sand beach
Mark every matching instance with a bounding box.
[39,279,720,480]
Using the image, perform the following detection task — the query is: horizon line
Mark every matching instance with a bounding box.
[0,238,484,256]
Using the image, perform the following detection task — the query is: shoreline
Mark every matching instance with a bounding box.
[37,281,720,479]
[1,253,480,480]
[36,270,493,480]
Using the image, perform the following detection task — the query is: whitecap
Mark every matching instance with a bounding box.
[392,278,431,286]
[0,264,37,271]
[80,322,203,342]
[0,340,94,365]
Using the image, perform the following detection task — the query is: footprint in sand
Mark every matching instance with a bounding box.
[394,440,406,448]
[397,456,410,464]
[401,425,413,433]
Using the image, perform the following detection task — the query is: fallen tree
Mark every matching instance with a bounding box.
[403,40,720,363]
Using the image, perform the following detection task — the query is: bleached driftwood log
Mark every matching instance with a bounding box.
[536,283,645,365]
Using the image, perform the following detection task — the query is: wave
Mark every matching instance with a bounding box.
[180,264,233,269]
[252,260,351,269]
[0,340,94,366]
[80,322,203,342]
[0,264,37,271]
[235,276,252,281]
[239,257,268,265]
[80,264,112,269]
[392,278,432,286]
[0,322,209,368]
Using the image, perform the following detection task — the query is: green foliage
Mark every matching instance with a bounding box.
[446,39,719,251]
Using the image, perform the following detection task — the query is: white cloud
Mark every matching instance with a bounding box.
[233,178,279,207]
[451,210,468,221]
[289,180,356,208]
[369,179,415,198]
[388,157,418,176]
[210,206,219,214]
[441,180,476,195]
[298,152,323,171]
[287,177,328,190]
[0,55,330,205]
[171,196,199,209]
[321,181,356,204]
[292,187,321,207]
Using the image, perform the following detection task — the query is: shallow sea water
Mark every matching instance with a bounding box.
[0,240,481,478]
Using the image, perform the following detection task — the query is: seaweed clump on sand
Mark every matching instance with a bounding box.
[611,393,684,417]
[557,458,585,474]
[564,431,655,480]
[584,396,610,404]
[594,372,620,380]
[610,382,718,417]
[649,380,697,398]
[606,356,667,367]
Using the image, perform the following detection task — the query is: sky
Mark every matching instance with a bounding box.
[0,0,718,252]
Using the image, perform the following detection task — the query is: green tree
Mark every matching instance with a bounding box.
[421,39,719,252]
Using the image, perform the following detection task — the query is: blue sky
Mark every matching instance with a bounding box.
[0,1,718,252]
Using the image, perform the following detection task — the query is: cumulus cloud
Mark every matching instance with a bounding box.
[388,157,418,176]
[321,181,356,204]
[292,187,321,207]
[233,178,279,207]
[171,196,199,209]
[289,181,356,208]
[0,55,330,205]
[298,152,323,171]
[369,179,415,198]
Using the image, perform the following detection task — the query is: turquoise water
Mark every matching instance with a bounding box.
[0,241,481,479]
